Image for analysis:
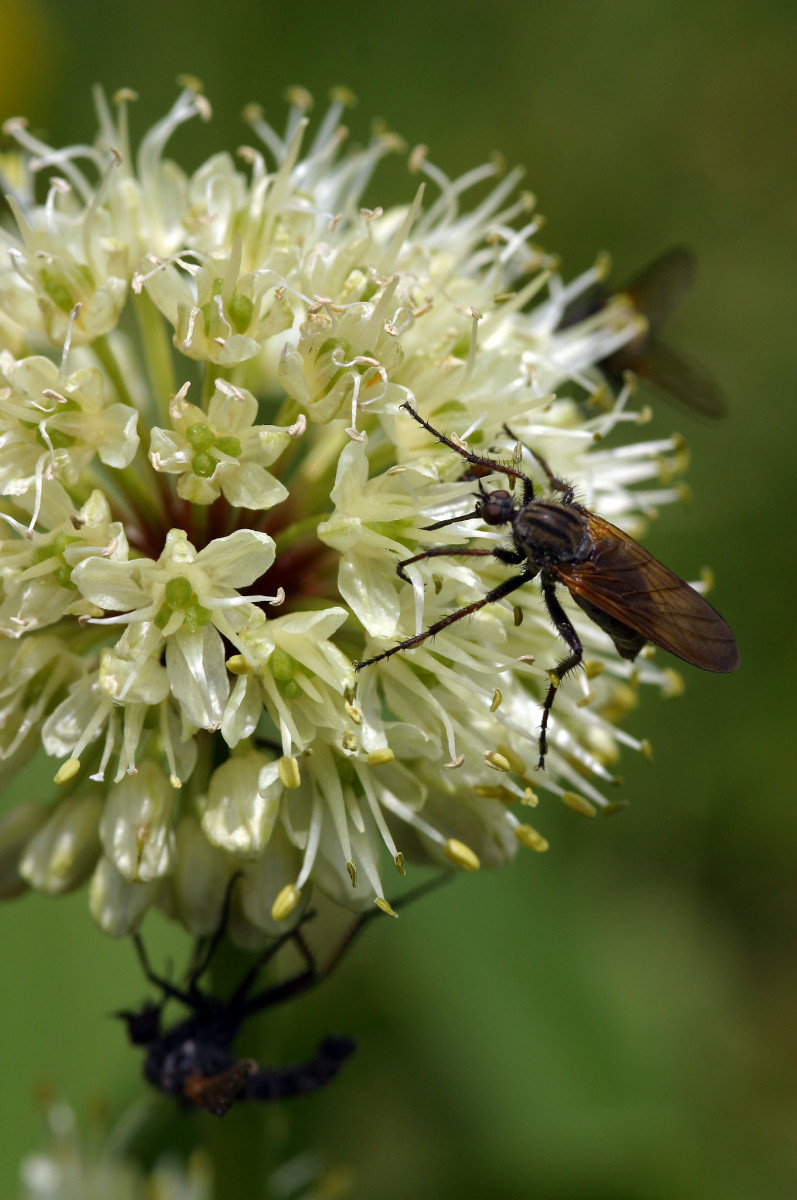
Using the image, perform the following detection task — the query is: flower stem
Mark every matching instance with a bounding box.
[133,290,178,422]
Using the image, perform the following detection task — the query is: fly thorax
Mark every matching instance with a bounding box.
[513,502,592,566]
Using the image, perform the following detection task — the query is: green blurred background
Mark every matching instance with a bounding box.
[1,0,795,1196]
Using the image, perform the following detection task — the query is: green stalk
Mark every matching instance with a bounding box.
[133,290,178,423]
[92,334,137,409]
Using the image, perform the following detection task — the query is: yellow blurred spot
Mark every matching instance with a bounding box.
[661,668,685,698]
[601,800,630,817]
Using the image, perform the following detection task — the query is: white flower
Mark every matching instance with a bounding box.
[72,527,280,730]
[0,84,713,939]
[149,378,292,507]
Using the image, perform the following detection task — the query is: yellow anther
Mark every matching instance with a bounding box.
[561,791,597,818]
[346,860,357,886]
[368,747,395,766]
[640,739,654,763]
[595,250,611,280]
[54,758,80,786]
[515,824,549,852]
[444,839,480,872]
[521,787,538,806]
[473,785,515,804]
[484,750,511,773]
[176,74,204,95]
[344,702,362,725]
[587,384,612,411]
[496,744,526,775]
[376,897,398,917]
[278,756,301,789]
[513,605,524,627]
[271,883,301,923]
[490,689,502,712]
[329,85,357,107]
[394,852,405,876]
[285,85,314,111]
[225,654,249,675]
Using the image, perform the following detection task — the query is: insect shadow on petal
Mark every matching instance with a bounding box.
[355,403,738,770]
[117,874,448,1116]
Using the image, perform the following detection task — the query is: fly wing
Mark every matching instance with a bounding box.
[554,513,739,673]
[636,339,727,419]
[623,246,697,334]
[183,1061,255,1115]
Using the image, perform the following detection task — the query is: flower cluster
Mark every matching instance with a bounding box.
[0,85,687,939]
[19,1099,213,1200]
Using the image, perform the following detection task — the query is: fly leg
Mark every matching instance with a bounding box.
[402,402,536,503]
[502,424,575,503]
[538,579,584,769]
[395,543,520,583]
[238,874,451,1021]
[355,563,536,670]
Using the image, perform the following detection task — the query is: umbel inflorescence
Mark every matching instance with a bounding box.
[0,84,690,939]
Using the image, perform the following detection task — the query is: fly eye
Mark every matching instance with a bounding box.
[480,490,511,525]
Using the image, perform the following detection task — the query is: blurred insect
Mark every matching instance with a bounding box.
[557,247,727,418]
[117,877,444,1116]
[355,403,738,769]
